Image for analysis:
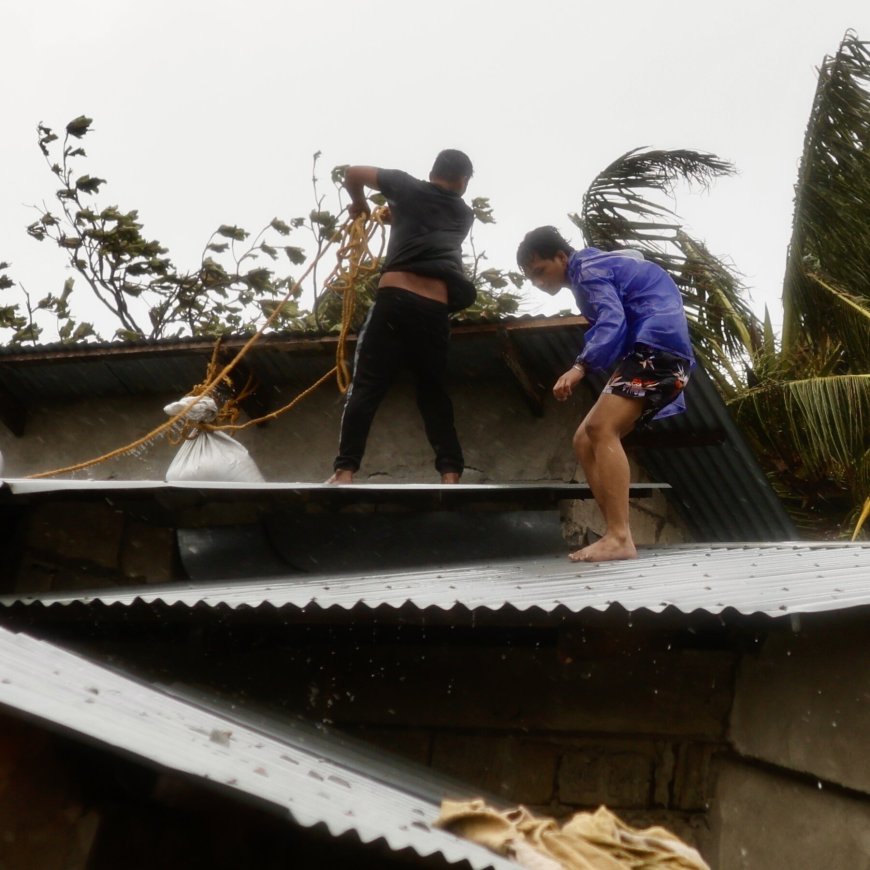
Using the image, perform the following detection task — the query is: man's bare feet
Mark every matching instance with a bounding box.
[568,534,637,563]
[326,469,354,484]
[440,472,461,484]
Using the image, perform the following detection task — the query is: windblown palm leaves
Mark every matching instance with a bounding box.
[730,30,870,536]
[572,148,762,398]
[731,374,870,532]
[782,32,870,371]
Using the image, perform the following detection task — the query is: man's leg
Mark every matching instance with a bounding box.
[329,295,402,482]
[570,393,644,562]
[405,298,464,482]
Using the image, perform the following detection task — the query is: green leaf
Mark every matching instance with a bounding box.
[37,127,58,156]
[65,115,93,138]
[75,174,106,194]
[472,197,496,224]
[26,222,47,241]
[284,245,306,265]
[216,224,248,241]
[72,323,95,344]
[270,218,291,235]
[244,268,272,292]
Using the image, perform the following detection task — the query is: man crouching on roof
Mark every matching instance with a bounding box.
[327,150,477,485]
[517,226,695,563]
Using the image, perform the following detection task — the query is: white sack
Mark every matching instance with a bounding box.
[164,394,264,483]
[164,394,220,423]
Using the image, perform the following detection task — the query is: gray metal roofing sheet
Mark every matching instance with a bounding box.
[6,543,869,619]
[0,625,517,870]
[0,478,646,498]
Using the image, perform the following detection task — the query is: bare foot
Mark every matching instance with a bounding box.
[568,534,637,563]
[441,472,461,485]
[326,469,354,485]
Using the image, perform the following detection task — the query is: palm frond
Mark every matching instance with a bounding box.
[579,148,735,255]
[575,147,760,389]
[783,30,870,366]
[729,373,870,534]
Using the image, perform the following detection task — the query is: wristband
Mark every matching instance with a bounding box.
[572,363,585,374]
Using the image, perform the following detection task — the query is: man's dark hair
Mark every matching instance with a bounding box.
[431,149,473,182]
[516,226,574,270]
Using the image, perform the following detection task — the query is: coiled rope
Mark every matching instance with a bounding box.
[27,210,387,478]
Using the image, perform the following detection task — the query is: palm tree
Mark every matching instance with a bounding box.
[728,31,870,536]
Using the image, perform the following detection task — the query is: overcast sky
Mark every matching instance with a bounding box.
[3,0,869,339]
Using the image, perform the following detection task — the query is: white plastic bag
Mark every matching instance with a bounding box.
[164,394,264,483]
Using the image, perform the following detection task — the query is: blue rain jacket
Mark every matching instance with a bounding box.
[568,247,695,419]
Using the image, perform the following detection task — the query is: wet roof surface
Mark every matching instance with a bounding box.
[5,543,868,620]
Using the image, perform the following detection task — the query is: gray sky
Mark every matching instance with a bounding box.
[3,0,869,339]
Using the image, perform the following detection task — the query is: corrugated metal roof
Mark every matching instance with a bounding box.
[0,315,797,542]
[0,625,517,870]
[5,543,868,619]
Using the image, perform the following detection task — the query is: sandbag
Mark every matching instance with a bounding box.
[437,800,710,870]
[164,394,264,483]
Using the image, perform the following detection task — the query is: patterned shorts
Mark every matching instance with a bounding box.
[602,343,691,427]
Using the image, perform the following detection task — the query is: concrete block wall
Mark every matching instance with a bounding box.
[0,377,584,485]
[9,500,182,593]
[709,611,870,869]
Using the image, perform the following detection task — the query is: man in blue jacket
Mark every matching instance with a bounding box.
[517,226,695,562]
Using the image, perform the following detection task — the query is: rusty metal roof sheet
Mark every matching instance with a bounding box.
[0,625,516,869]
[5,543,868,620]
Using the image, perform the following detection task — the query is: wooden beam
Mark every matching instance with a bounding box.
[498,329,546,416]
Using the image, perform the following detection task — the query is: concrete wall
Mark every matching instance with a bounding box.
[706,611,870,869]
[708,759,870,870]
[0,376,586,484]
[729,613,870,795]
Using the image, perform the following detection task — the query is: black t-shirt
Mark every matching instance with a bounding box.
[377,169,477,311]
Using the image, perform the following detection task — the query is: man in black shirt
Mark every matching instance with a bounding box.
[327,150,476,484]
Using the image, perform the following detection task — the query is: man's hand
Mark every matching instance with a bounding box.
[553,365,584,401]
[344,166,380,221]
[348,199,371,220]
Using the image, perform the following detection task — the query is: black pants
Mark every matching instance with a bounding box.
[333,288,464,475]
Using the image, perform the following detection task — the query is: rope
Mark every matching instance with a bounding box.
[206,209,386,431]
[26,211,385,479]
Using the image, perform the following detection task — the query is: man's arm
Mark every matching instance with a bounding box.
[344,166,381,219]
